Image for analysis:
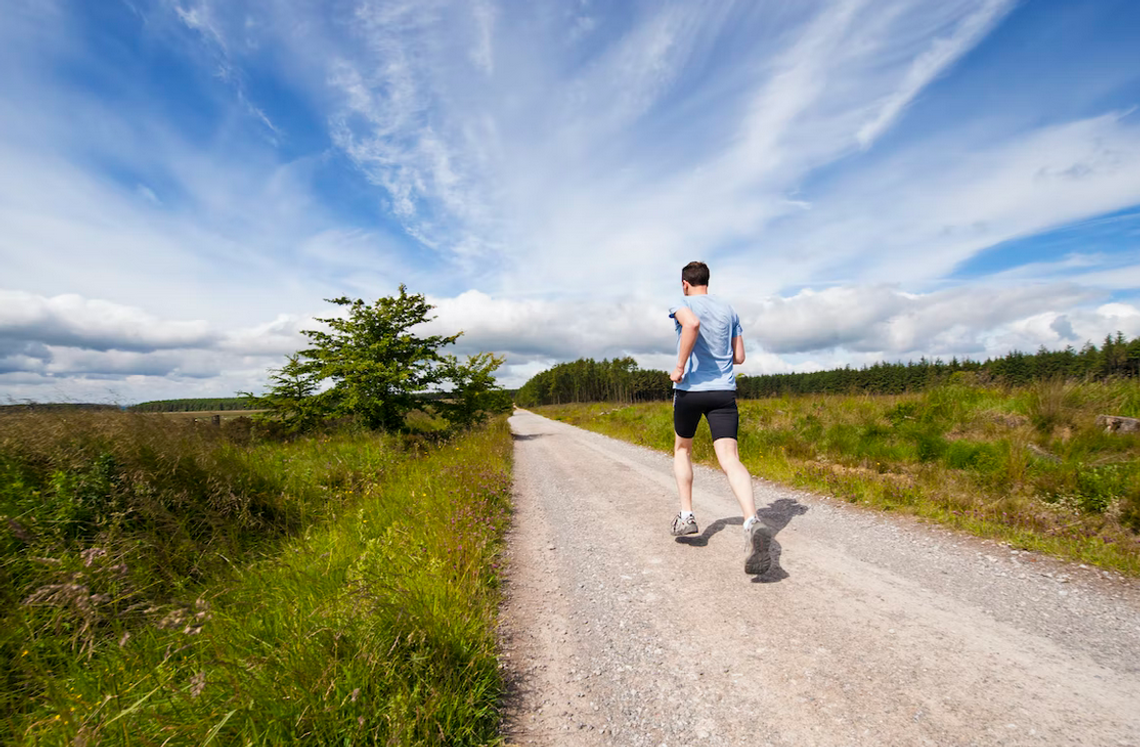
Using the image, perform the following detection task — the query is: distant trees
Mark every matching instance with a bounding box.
[514,357,672,407]
[739,332,1140,397]
[247,287,511,432]
[130,398,256,412]
[517,332,1140,405]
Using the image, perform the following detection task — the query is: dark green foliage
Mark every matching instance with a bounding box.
[129,398,257,412]
[249,288,507,433]
[910,429,948,462]
[433,352,514,428]
[296,289,462,431]
[514,356,672,406]
[734,332,1140,398]
[943,440,1001,473]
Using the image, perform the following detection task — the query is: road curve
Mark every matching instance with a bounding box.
[497,409,1140,747]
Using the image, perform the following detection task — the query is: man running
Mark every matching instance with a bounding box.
[668,261,770,575]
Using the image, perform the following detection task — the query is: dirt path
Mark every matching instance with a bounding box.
[497,410,1140,747]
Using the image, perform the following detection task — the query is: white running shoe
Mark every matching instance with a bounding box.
[671,512,699,536]
[744,518,772,575]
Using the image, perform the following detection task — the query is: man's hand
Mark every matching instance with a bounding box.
[672,307,699,385]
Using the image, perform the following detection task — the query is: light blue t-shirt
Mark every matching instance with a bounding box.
[669,294,743,391]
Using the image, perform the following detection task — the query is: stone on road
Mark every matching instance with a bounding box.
[498,410,1140,746]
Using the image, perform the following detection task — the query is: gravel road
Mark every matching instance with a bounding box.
[497,409,1140,747]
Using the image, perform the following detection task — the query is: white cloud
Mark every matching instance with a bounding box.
[0,291,314,401]
[723,110,1140,294]
[0,291,216,352]
[855,0,1014,148]
[424,290,672,361]
[741,283,1109,356]
[469,0,496,75]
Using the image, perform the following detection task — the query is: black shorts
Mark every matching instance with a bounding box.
[672,389,739,441]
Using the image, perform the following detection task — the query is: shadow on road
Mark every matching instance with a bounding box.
[676,498,809,584]
[751,498,809,584]
[510,432,550,441]
[676,516,742,547]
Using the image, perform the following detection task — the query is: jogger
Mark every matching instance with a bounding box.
[668,261,771,574]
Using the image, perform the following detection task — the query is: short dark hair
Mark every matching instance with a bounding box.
[681,261,710,287]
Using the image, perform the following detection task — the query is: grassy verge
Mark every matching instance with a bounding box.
[2,410,512,745]
[534,379,1140,575]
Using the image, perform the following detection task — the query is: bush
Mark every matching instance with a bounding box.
[943,440,1001,473]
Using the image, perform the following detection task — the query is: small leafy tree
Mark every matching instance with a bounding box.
[434,352,514,428]
[252,287,506,432]
[244,353,323,431]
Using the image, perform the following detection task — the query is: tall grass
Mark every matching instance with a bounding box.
[537,380,1140,574]
[2,410,512,745]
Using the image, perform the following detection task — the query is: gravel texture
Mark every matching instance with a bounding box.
[497,410,1140,747]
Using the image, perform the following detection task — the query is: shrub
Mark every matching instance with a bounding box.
[1023,378,1081,434]
[943,440,1001,473]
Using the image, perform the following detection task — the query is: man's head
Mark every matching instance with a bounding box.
[681,261,710,295]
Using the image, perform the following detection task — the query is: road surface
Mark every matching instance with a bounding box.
[498,409,1140,746]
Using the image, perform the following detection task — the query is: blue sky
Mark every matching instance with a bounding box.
[2,0,1140,402]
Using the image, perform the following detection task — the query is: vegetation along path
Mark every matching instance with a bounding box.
[498,409,1140,746]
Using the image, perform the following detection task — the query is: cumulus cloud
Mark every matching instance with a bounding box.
[424,290,673,362]
[742,283,1104,355]
[0,292,317,400]
[0,291,216,352]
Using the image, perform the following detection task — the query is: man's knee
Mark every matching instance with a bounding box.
[712,438,741,463]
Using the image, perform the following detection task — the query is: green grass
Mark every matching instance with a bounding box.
[2,410,512,745]
[535,380,1140,575]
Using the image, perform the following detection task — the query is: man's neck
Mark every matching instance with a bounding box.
[684,285,709,296]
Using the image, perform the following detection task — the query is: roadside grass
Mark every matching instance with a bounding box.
[534,380,1140,575]
[2,409,512,745]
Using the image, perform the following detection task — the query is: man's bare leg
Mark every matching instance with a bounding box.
[673,434,694,513]
[712,438,757,519]
[716,437,770,573]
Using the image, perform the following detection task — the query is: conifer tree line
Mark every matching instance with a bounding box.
[130,397,256,412]
[515,333,1140,406]
[513,357,673,407]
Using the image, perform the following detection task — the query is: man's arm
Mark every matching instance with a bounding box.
[671,307,700,384]
[733,335,745,365]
